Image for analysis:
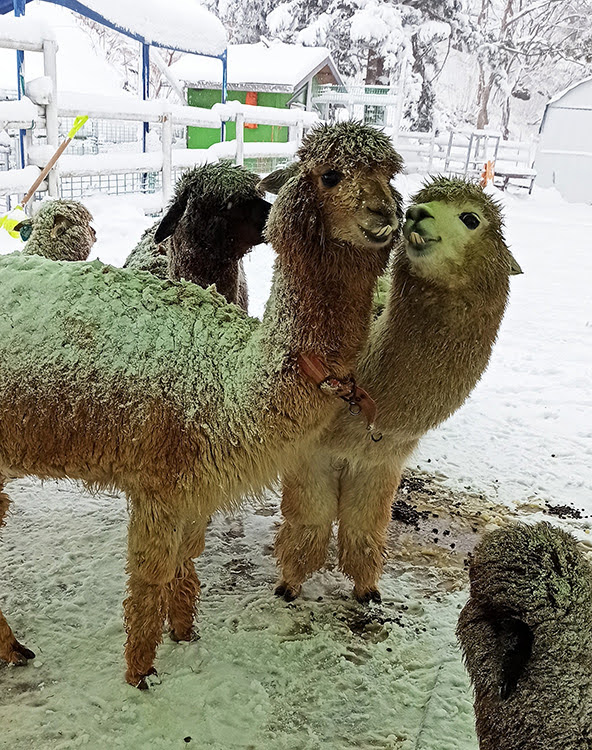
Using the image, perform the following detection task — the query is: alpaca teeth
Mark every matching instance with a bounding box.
[376,225,393,237]
[409,232,425,245]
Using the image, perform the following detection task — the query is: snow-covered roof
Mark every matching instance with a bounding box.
[0,0,227,57]
[540,76,592,133]
[0,4,123,96]
[546,76,592,109]
[172,42,342,92]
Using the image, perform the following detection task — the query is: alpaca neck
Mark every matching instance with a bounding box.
[262,239,386,378]
[361,253,508,433]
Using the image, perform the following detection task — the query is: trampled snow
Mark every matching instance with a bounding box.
[0,182,590,749]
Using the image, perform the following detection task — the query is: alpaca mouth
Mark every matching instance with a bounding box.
[405,230,441,253]
[360,224,394,245]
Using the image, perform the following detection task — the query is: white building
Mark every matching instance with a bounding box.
[535,77,592,203]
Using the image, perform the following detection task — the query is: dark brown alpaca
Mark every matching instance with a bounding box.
[458,522,592,749]
[124,162,271,310]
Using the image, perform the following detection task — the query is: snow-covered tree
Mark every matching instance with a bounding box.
[471,0,592,137]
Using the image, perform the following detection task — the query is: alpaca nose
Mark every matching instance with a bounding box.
[406,205,434,224]
[367,204,392,220]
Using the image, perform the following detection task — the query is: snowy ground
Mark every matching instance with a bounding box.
[0,180,591,749]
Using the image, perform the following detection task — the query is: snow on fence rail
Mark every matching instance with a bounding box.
[0,93,318,207]
[392,128,537,191]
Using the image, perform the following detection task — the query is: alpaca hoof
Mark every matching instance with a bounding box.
[274,582,300,602]
[354,588,382,605]
[2,641,35,666]
[129,666,158,690]
[170,628,200,643]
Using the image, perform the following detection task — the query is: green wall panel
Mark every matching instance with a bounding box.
[187,88,292,149]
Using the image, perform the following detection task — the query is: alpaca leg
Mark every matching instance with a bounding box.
[337,461,403,604]
[123,499,184,689]
[0,481,35,665]
[275,451,339,601]
[167,521,207,643]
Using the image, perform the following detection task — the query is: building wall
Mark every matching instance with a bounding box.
[187,89,291,149]
[535,80,592,203]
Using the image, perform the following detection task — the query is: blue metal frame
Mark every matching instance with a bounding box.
[142,42,149,153]
[2,0,229,152]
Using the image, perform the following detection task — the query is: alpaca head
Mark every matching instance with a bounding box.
[468,522,591,627]
[16,199,96,262]
[402,177,522,287]
[154,162,272,262]
[260,122,404,261]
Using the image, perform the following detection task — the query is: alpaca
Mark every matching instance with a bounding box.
[457,522,592,749]
[123,162,271,310]
[272,177,523,603]
[14,199,96,261]
[0,122,403,688]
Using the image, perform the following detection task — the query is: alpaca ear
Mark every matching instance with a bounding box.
[509,251,523,275]
[155,190,189,244]
[258,162,300,195]
[51,214,74,238]
[496,616,533,699]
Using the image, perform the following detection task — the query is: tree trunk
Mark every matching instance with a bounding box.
[476,63,494,130]
[365,48,385,86]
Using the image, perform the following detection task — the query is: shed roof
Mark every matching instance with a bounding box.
[540,76,592,133]
[0,0,227,57]
[172,41,342,93]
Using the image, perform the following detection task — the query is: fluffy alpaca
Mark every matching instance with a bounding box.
[273,177,522,602]
[0,122,403,688]
[457,522,592,749]
[123,162,271,310]
[15,199,96,261]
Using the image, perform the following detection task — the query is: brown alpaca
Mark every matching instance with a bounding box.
[273,177,523,602]
[0,122,403,687]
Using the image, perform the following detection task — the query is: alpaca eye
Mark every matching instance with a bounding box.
[460,212,480,230]
[19,223,33,241]
[321,170,343,188]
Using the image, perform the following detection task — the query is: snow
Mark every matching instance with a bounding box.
[25,75,53,105]
[79,0,227,57]
[0,181,591,748]
[171,41,339,90]
[0,4,123,97]
[0,163,40,191]
[57,91,222,126]
[0,13,55,48]
[214,100,319,127]
[0,95,38,127]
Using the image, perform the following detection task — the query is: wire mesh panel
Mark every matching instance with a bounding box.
[60,172,162,200]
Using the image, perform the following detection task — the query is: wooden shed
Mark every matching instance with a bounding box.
[171,41,342,149]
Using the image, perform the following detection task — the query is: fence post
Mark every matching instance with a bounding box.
[428,131,435,172]
[161,112,173,205]
[235,112,244,166]
[43,38,60,197]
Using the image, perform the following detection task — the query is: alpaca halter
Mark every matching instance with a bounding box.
[297,354,382,442]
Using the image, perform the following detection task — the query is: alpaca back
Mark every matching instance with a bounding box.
[0,254,258,486]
